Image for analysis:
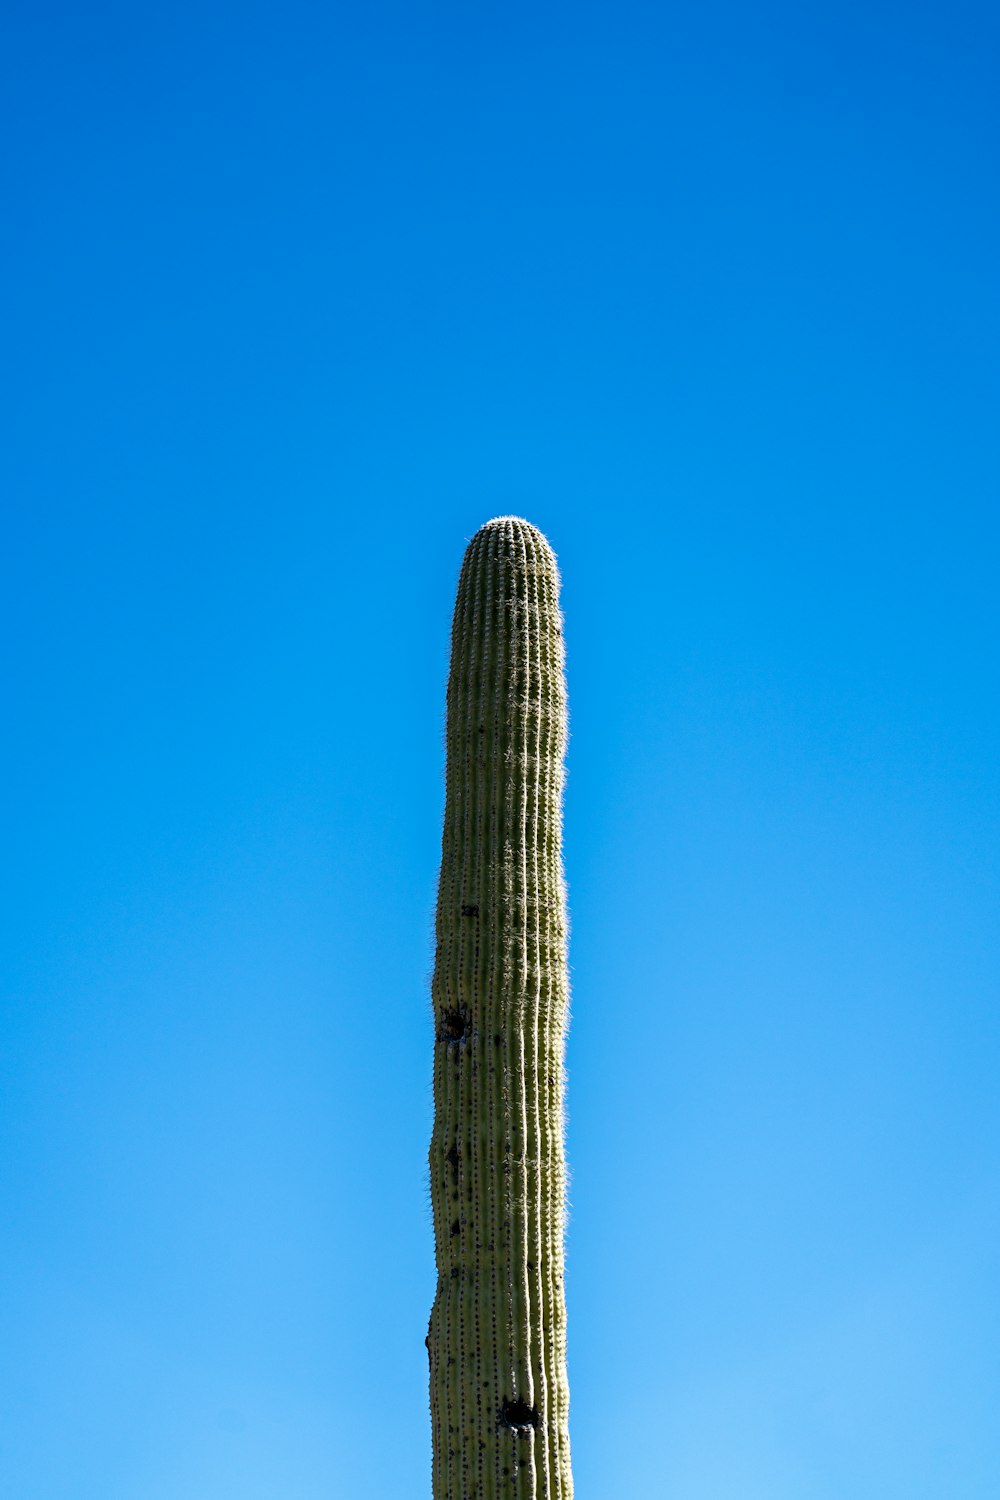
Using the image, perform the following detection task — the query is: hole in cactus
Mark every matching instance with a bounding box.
[461,903,479,917]
[501,1399,538,1434]
[438,1007,469,1043]
[445,1143,460,1180]
[450,1218,461,1236]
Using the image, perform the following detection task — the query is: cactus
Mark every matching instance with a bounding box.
[427,517,573,1500]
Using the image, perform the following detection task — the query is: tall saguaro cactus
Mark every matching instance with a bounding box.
[428,517,573,1500]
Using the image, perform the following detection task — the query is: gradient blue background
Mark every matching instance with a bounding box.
[2,2,998,1495]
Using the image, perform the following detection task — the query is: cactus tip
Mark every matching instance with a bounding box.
[475,514,546,537]
[471,515,558,565]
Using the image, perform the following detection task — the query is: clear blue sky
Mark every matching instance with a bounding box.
[2,2,998,1496]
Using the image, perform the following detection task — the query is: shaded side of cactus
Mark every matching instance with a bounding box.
[428,517,572,1500]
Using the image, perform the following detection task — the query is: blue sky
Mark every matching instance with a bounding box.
[2,2,998,1496]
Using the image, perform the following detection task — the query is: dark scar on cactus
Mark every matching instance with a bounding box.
[461,903,479,917]
[438,1006,469,1042]
[500,1399,539,1433]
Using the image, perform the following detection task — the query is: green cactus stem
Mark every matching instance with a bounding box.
[428,517,573,1500]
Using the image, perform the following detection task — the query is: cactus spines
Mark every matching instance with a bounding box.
[428,517,573,1500]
